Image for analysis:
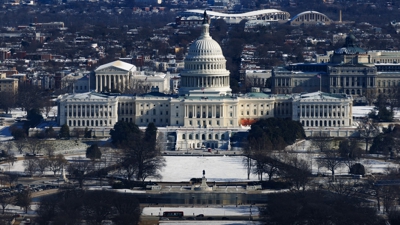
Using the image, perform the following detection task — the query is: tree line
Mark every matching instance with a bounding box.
[110,121,165,184]
[36,189,140,225]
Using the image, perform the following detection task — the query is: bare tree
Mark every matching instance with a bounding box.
[327,178,354,196]
[42,142,55,157]
[15,189,31,213]
[2,141,13,155]
[67,157,93,188]
[17,83,44,113]
[0,195,14,214]
[155,132,166,152]
[246,136,275,181]
[242,143,254,180]
[35,158,49,176]
[284,155,312,191]
[338,138,362,172]
[26,139,45,155]
[317,150,343,181]
[357,118,380,153]
[43,96,53,118]
[4,152,16,172]
[14,139,27,154]
[48,154,68,176]
[310,132,332,152]
[5,174,18,188]
[0,91,16,114]
[23,159,37,177]
[365,89,377,106]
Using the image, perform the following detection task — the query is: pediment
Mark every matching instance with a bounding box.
[96,66,130,73]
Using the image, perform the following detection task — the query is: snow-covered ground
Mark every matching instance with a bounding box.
[3,153,397,182]
[161,156,258,182]
[353,105,400,120]
[352,106,375,118]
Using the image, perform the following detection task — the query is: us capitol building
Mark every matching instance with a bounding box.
[56,13,353,150]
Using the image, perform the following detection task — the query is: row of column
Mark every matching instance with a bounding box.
[330,76,376,87]
[275,78,291,87]
[181,76,229,88]
[185,105,224,118]
[66,104,112,118]
[96,74,129,92]
[68,119,110,127]
[302,119,344,127]
[300,104,347,118]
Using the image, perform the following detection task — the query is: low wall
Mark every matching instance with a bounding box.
[304,127,357,137]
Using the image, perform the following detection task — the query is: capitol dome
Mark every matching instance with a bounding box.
[187,37,223,57]
[179,11,232,96]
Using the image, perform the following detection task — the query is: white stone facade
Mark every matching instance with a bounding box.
[95,60,136,92]
[57,14,354,148]
[291,92,353,128]
[57,92,118,128]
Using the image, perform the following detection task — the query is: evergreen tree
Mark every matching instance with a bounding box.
[86,144,102,160]
[144,122,157,151]
[59,124,70,139]
[26,108,43,128]
[248,118,305,150]
[109,121,141,147]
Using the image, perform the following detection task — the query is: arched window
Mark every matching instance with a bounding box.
[182,134,186,140]
[195,134,199,139]
[202,134,206,140]
[215,134,219,139]
[189,134,193,140]
[208,134,212,139]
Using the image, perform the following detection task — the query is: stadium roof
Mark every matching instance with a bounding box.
[185,9,289,18]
